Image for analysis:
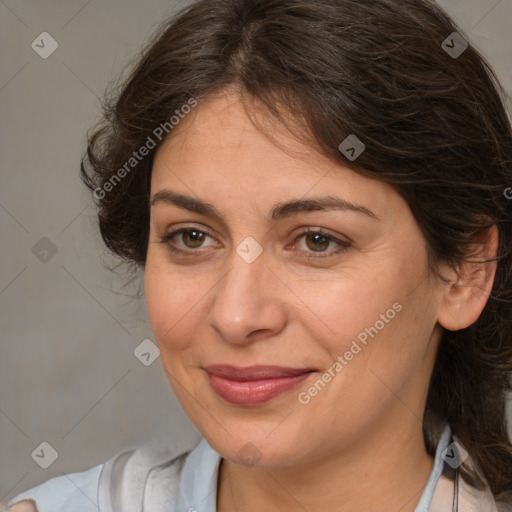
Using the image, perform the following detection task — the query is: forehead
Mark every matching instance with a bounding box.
[150,92,400,218]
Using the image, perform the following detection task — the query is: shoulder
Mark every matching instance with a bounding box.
[7,463,103,511]
[7,434,202,512]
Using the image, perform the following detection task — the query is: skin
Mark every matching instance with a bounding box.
[144,90,497,512]
[2,501,37,512]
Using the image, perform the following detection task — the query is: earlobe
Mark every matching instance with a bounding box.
[437,224,499,332]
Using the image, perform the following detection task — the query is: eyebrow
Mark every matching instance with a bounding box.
[150,189,379,222]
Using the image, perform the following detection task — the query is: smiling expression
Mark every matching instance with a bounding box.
[144,90,446,467]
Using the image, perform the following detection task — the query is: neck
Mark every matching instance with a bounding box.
[216,415,435,512]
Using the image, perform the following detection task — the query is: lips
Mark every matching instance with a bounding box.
[204,365,316,405]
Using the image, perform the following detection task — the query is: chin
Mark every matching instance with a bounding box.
[200,424,308,468]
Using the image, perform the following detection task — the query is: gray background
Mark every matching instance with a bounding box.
[1,0,511,502]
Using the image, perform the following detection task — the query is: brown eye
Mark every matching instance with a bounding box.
[158,228,216,254]
[179,229,207,249]
[293,229,352,260]
[304,232,331,252]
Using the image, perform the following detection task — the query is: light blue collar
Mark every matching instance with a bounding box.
[174,435,223,512]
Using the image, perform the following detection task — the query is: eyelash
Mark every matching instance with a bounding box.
[157,227,351,260]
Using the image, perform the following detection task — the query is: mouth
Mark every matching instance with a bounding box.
[203,365,316,406]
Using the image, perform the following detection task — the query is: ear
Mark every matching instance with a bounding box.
[437,223,499,331]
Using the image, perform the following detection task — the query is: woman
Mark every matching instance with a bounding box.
[6,0,512,510]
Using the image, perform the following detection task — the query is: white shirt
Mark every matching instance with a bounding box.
[8,423,500,511]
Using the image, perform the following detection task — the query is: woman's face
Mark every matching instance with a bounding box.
[144,91,447,467]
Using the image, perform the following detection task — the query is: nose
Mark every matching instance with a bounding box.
[208,243,288,345]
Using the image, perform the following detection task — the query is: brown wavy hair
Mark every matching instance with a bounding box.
[80,0,512,503]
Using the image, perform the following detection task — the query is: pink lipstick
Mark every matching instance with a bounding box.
[204,365,315,405]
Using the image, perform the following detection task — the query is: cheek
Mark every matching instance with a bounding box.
[310,252,432,377]
[144,264,204,352]
[144,265,168,335]
[307,267,399,343]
